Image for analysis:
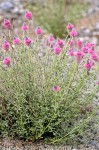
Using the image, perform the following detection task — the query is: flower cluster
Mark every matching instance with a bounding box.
[66,23,98,71]
[2,12,99,93]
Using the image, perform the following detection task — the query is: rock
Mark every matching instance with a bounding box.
[84,0,99,6]
[0,1,14,12]
[78,28,92,37]
[89,140,99,149]
[94,6,99,12]
[87,8,96,15]
[94,22,99,31]
[88,140,98,145]
[12,7,24,16]
[96,143,99,149]
[92,31,99,38]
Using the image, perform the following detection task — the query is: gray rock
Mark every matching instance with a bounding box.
[94,6,99,12]
[94,22,99,31]
[88,140,96,145]
[84,0,99,6]
[0,1,14,12]
[87,8,96,15]
[88,140,99,149]
[12,7,24,15]
[92,31,99,38]
[78,28,92,37]
[96,143,99,149]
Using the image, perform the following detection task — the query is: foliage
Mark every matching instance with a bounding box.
[27,0,85,38]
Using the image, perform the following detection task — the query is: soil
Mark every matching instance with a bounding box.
[0,138,98,150]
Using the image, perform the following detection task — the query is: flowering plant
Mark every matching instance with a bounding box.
[0,13,99,144]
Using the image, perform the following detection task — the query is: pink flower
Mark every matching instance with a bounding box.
[54,47,62,55]
[25,11,32,20]
[75,51,84,63]
[22,23,29,31]
[48,34,54,41]
[77,39,82,49]
[46,34,55,46]
[56,39,64,48]
[89,42,95,47]
[4,19,11,29]
[24,37,32,46]
[85,42,95,49]
[82,46,89,53]
[85,43,90,48]
[13,38,20,45]
[68,49,75,56]
[70,30,77,37]
[67,23,74,31]
[68,39,74,47]
[88,49,95,55]
[96,82,99,85]
[35,27,43,35]
[2,41,10,51]
[84,60,92,70]
[52,85,60,92]
[91,53,98,61]
[3,57,11,65]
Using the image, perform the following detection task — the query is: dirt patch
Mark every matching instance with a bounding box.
[0,138,98,150]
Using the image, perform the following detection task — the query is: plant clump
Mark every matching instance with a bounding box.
[0,11,99,145]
